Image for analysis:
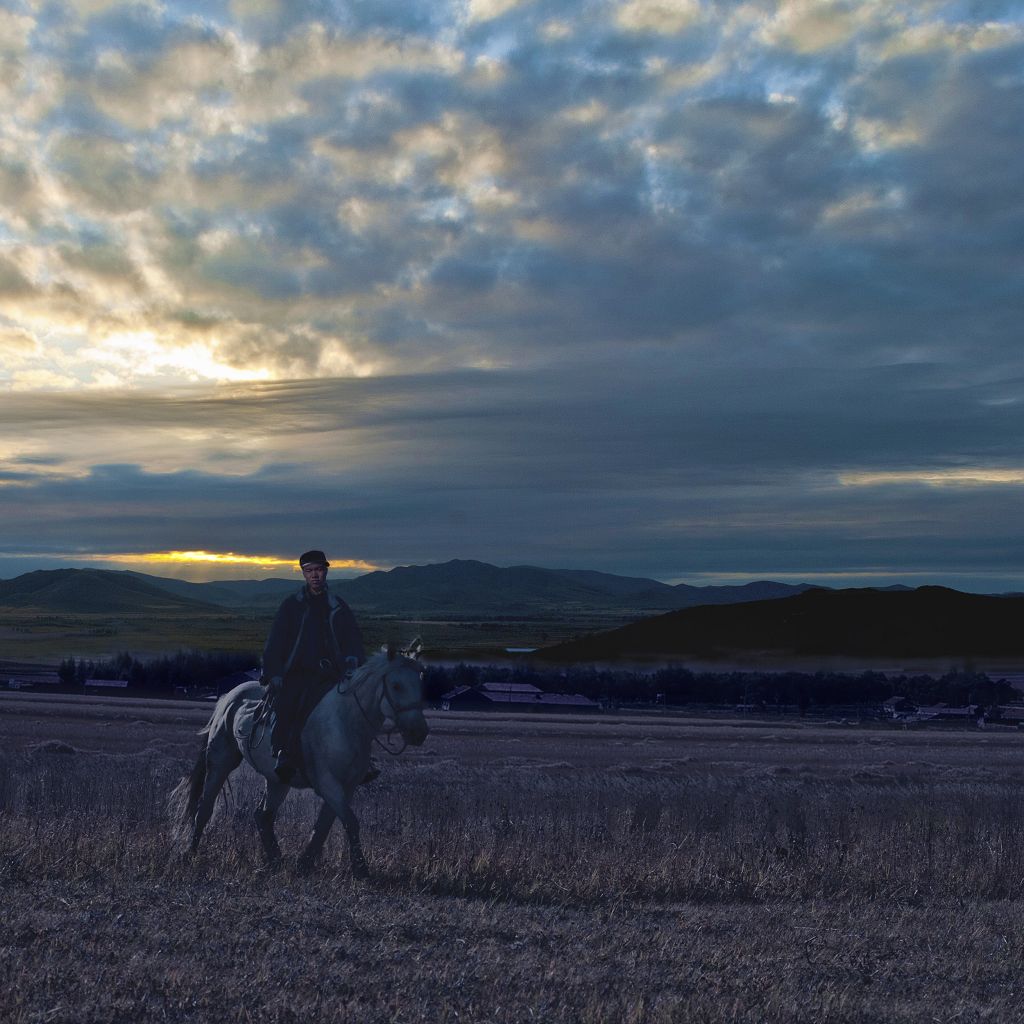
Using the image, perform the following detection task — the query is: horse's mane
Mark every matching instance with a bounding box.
[348,650,390,685]
[348,646,419,688]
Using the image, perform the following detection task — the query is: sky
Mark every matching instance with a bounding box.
[0,0,1023,589]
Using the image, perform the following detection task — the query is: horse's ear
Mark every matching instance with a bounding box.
[386,641,397,661]
[407,637,423,660]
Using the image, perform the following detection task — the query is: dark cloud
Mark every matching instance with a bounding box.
[906,47,1024,223]
[0,256,34,297]
[2,2,1023,584]
[4,356,1024,581]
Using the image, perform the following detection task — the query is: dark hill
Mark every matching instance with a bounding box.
[657,579,817,609]
[539,586,1024,661]
[0,569,222,614]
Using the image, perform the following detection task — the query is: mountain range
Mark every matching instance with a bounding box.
[320,560,820,614]
[0,563,1014,661]
[0,560,820,616]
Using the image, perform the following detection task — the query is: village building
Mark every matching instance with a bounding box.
[882,695,916,718]
[83,677,130,689]
[440,680,599,713]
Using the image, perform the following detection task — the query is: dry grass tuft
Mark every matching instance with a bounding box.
[4,749,1024,901]
[3,735,1024,1021]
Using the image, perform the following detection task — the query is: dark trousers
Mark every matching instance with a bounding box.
[271,673,328,762]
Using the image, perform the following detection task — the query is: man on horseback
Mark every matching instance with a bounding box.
[261,549,366,782]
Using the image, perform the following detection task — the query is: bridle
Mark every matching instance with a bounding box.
[379,665,426,716]
[340,657,425,755]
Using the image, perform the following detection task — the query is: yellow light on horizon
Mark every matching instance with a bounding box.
[85,551,380,572]
[136,551,297,569]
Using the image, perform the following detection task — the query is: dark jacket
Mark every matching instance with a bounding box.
[261,586,365,687]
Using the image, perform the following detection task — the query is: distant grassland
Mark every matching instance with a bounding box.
[0,607,621,663]
[0,610,270,661]
[3,699,1024,1021]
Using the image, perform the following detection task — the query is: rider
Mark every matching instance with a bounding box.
[261,549,367,782]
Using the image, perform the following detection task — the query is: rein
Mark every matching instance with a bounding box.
[249,690,276,751]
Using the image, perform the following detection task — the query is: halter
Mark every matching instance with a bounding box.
[379,664,427,716]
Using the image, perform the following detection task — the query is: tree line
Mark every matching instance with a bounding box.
[58,650,259,692]
[421,662,1018,710]
[56,651,1019,710]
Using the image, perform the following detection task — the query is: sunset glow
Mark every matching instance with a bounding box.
[85,552,380,572]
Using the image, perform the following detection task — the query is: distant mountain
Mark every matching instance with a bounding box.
[123,572,298,609]
[326,559,667,614]
[657,579,820,609]
[539,586,1024,661]
[0,569,223,614]
[325,559,816,615]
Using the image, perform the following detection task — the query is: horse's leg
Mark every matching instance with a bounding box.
[296,801,337,875]
[190,737,242,856]
[315,778,368,880]
[253,779,289,868]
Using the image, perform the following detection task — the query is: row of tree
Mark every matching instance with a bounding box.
[421,662,1018,710]
[57,650,258,692]
[55,651,1018,710]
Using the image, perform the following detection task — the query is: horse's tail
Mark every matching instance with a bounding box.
[168,688,252,850]
[167,742,208,848]
[167,703,219,848]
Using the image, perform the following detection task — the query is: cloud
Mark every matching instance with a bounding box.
[0,1,1021,584]
[840,469,1024,488]
[1,352,1023,580]
[615,0,702,36]
[0,254,35,297]
[760,0,868,55]
[0,322,39,355]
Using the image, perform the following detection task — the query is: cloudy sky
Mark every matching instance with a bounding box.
[0,0,1022,588]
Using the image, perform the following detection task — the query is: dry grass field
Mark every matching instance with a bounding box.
[0,611,270,662]
[3,692,1024,1022]
[0,609,619,663]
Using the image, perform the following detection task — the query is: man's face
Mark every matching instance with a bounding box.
[302,562,328,594]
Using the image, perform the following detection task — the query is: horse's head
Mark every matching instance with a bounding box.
[380,646,429,747]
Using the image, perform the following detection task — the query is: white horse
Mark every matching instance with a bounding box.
[170,643,429,877]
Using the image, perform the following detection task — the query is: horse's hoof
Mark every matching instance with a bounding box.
[351,858,370,882]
